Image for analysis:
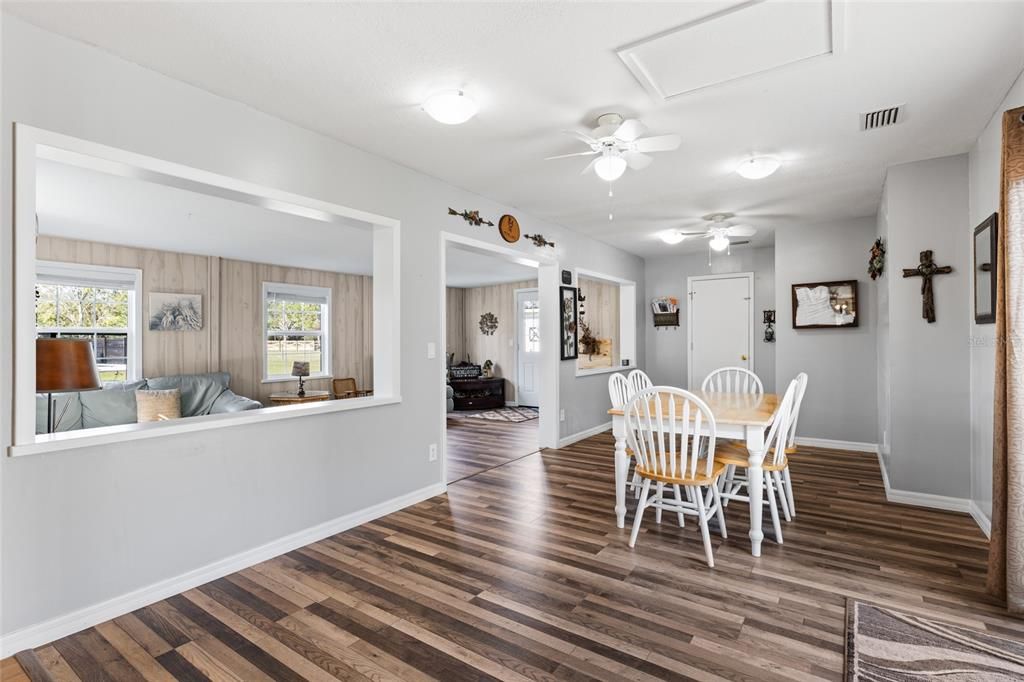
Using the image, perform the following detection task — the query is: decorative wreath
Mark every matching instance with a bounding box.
[479,312,498,336]
[868,238,886,280]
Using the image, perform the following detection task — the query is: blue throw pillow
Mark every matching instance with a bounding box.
[80,380,147,429]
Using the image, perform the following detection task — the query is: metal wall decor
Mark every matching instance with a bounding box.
[901,250,952,323]
[559,286,579,360]
[525,233,555,248]
[448,207,493,227]
[868,238,885,280]
[973,213,997,324]
[478,312,498,335]
[763,309,776,342]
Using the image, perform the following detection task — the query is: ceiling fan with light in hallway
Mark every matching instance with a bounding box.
[545,113,681,182]
[660,212,757,251]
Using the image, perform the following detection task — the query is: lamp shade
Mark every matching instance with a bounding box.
[291,361,311,377]
[36,338,101,393]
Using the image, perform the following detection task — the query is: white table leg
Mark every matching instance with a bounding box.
[613,415,628,528]
[746,425,766,557]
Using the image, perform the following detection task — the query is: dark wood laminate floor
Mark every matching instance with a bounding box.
[12,433,1019,681]
[445,413,538,484]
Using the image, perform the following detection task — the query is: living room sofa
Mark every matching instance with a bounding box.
[36,371,262,434]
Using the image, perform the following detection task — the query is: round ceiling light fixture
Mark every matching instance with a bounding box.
[735,156,781,180]
[709,233,730,252]
[594,149,627,182]
[660,231,685,245]
[422,90,479,125]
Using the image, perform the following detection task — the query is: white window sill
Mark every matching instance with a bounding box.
[261,374,332,385]
[575,366,629,378]
[8,394,400,457]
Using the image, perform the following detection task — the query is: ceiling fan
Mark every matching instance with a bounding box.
[545,113,681,182]
[661,213,757,251]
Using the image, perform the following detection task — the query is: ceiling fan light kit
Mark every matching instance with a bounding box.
[660,231,685,245]
[546,113,681,182]
[735,156,781,180]
[709,234,730,252]
[423,90,478,125]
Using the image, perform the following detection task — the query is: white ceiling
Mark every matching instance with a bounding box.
[36,159,374,274]
[10,1,1024,257]
[446,244,537,288]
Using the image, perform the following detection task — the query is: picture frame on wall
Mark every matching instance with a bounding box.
[973,212,997,324]
[791,280,858,329]
[559,285,579,360]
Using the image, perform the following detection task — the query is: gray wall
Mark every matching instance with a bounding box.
[882,155,971,498]
[775,218,879,444]
[644,247,775,392]
[0,17,644,636]
[968,69,1024,522]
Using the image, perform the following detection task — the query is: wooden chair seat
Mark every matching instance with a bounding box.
[635,459,727,486]
[713,444,788,472]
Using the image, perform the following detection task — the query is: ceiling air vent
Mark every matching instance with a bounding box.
[861,105,904,131]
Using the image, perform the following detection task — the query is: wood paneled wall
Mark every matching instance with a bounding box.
[37,237,372,403]
[220,259,372,403]
[38,236,216,378]
[445,287,466,364]
[456,280,537,404]
[578,275,620,367]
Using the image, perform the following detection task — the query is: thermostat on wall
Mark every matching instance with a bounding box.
[561,270,573,285]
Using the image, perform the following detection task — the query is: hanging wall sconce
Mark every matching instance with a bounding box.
[763,309,776,342]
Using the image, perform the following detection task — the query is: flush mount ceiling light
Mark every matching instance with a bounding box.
[735,156,780,180]
[594,149,628,182]
[422,90,478,125]
[660,231,685,245]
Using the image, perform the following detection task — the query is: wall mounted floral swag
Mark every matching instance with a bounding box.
[868,238,886,280]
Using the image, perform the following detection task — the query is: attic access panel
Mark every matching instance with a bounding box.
[618,0,836,100]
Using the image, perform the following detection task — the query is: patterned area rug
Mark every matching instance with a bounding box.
[460,406,539,423]
[846,600,1024,680]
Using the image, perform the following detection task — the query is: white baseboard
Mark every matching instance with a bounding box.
[558,421,612,448]
[795,436,878,453]
[970,500,993,538]
[504,401,518,407]
[0,482,447,657]
[884,487,973,513]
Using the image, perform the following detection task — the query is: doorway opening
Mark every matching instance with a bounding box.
[440,233,558,485]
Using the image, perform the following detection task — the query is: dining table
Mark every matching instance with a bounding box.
[607,390,780,557]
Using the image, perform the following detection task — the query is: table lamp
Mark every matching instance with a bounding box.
[292,361,310,397]
[36,338,101,434]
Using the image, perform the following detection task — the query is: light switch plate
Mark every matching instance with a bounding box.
[427,342,436,359]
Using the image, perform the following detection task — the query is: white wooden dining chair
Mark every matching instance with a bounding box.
[715,379,799,544]
[608,373,643,498]
[608,373,631,409]
[627,369,652,396]
[623,386,727,567]
[780,372,808,516]
[701,367,764,395]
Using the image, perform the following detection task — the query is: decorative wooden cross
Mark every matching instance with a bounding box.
[902,250,953,323]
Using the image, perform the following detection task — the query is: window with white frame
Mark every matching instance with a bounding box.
[35,262,142,382]
[263,282,332,381]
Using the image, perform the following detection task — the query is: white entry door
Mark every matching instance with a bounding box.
[516,289,541,407]
[687,274,753,390]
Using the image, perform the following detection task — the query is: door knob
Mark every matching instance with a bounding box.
[741,354,748,361]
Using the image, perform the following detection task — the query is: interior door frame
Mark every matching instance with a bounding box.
[513,287,539,407]
[439,232,559,488]
[686,272,754,389]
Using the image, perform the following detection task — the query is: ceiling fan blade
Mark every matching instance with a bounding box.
[614,118,647,142]
[544,150,600,161]
[678,231,710,236]
[622,151,652,170]
[730,240,751,246]
[725,224,757,237]
[562,129,599,147]
[580,157,599,176]
[632,134,681,153]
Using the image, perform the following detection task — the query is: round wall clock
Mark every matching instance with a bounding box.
[498,214,520,243]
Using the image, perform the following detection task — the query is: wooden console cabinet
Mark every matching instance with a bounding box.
[450,377,505,411]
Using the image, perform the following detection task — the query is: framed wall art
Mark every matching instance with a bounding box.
[791,280,858,329]
[973,212,997,324]
[559,286,579,360]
